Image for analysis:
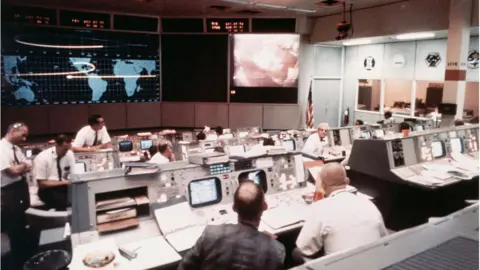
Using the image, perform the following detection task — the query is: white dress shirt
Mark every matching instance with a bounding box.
[72,125,111,148]
[296,189,387,258]
[302,133,328,160]
[0,138,30,187]
[33,147,76,182]
[149,153,170,164]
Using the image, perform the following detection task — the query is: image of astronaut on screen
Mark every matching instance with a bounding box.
[233,34,300,88]
[238,170,267,192]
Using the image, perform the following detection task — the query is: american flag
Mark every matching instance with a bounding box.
[306,80,314,129]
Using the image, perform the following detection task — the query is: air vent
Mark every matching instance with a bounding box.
[315,0,344,6]
[209,5,230,11]
[235,9,262,14]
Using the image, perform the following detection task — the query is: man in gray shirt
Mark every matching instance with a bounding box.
[178,180,285,270]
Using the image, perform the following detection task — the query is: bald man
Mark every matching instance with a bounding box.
[295,163,387,261]
[302,123,330,160]
[178,181,285,270]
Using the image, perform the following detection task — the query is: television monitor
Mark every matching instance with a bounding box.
[229,145,246,155]
[374,129,385,138]
[118,141,133,152]
[140,140,153,150]
[283,139,296,151]
[415,125,425,131]
[188,177,222,208]
[361,130,371,139]
[431,141,446,158]
[232,34,300,88]
[450,138,464,153]
[238,170,268,193]
[74,162,87,173]
[205,148,215,153]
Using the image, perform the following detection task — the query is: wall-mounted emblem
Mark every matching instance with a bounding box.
[467,50,479,69]
[392,54,405,67]
[363,56,375,71]
[425,52,441,67]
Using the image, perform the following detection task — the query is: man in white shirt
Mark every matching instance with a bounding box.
[149,141,175,164]
[295,163,387,261]
[302,123,330,160]
[72,114,112,152]
[0,122,33,267]
[34,134,76,210]
[383,111,394,125]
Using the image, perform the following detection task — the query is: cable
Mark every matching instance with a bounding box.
[350,4,354,37]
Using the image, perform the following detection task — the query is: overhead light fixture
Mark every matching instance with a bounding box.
[343,39,371,46]
[221,0,317,13]
[395,32,435,40]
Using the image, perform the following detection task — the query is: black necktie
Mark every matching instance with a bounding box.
[57,157,63,181]
[12,146,20,164]
[93,131,98,146]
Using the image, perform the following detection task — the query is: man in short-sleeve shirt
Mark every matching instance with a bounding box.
[34,134,75,210]
[72,114,112,152]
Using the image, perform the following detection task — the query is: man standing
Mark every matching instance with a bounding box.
[72,114,112,152]
[178,181,285,270]
[0,123,33,267]
[34,134,75,210]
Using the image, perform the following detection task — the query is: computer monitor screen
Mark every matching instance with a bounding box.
[74,162,87,173]
[283,139,295,151]
[230,145,246,155]
[415,125,424,131]
[118,141,133,152]
[450,138,464,153]
[188,178,222,207]
[374,129,385,138]
[431,141,446,158]
[140,140,153,150]
[205,148,215,153]
[361,130,371,139]
[25,149,32,158]
[238,170,268,193]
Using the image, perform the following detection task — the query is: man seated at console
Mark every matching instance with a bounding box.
[302,123,329,160]
[178,180,285,270]
[294,163,387,262]
[34,134,75,210]
[383,111,394,124]
[149,141,175,164]
[72,114,112,152]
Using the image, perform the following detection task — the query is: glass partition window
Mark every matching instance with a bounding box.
[464,82,479,119]
[384,80,412,116]
[415,81,444,117]
[356,79,381,112]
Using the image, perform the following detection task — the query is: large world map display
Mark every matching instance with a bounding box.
[1,26,160,105]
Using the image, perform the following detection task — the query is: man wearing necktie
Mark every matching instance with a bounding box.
[72,114,112,152]
[302,122,330,161]
[0,123,34,268]
[34,135,75,210]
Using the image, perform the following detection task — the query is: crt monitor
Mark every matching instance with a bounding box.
[230,145,246,155]
[140,140,153,150]
[74,162,87,173]
[450,138,464,153]
[283,139,296,151]
[238,170,268,193]
[431,141,446,158]
[188,177,222,208]
[119,141,133,152]
[361,130,371,139]
[25,149,33,158]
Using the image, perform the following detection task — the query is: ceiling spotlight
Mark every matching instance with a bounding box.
[315,0,344,6]
[343,39,372,46]
[395,32,435,40]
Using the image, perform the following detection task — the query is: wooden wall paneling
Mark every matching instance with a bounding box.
[263,105,300,130]
[161,102,195,128]
[88,103,127,131]
[194,103,229,128]
[48,104,89,134]
[126,102,161,129]
[228,104,263,129]
[1,105,50,135]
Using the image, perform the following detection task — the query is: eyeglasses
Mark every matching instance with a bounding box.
[11,123,25,129]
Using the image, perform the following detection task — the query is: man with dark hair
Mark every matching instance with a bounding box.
[178,181,285,270]
[263,138,275,146]
[196,131,206,141]
[33,134,75,210]
[383,111,394,124]
[214,126,224,136]
[72,114,112,152]
[0,122,33,267]
[149,141,175,164]
[354,119,364,126]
